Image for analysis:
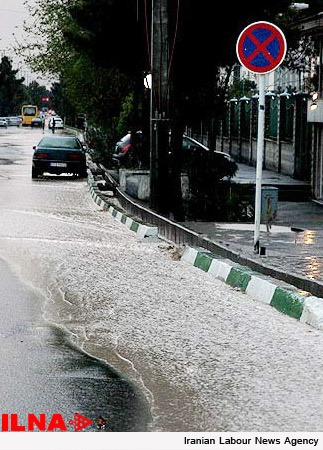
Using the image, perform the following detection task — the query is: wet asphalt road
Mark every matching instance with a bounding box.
[0,126,149,432]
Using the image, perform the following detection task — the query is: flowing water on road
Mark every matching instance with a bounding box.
[0,127,151,431]
[1,127,323,432]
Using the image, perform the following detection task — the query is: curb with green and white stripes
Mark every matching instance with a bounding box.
[88,177,158,239]
[182,247,323,331]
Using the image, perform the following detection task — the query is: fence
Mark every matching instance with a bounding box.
[187,92,312,182]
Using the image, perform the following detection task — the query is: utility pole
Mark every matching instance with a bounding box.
[150,0,169,213]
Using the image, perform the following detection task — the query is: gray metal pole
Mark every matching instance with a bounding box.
[254,74,265,253]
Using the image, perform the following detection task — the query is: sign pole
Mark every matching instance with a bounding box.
[236,21,287,254]
[254,74,265,253]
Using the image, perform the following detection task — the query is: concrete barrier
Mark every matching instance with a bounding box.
[182,247,323,331]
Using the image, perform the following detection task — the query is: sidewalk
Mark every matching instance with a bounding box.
[183,163,323,284]
[102,160,323,285]
[234,163,310,187]
[91,165,323,331]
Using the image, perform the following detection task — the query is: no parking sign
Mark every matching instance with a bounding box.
[236,21,286,74]
[236,21,286,253]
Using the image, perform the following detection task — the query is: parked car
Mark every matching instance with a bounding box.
[48,117,64,129]
[6,116,21,127]
[113,132,143,165]
[31,118,44,128]
[32,136,87,178]
[180,135,236,163]
[113,132,235,167]
[0,118,7,128]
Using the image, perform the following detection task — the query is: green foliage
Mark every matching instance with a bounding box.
[24,81,50,107]
[20,0,77,75]
[224,185,255,222]
[0,57,25,116]
[186,152,240,220]
[85,128,115,168]
[276,9,315,72]
[188,152,237,189]
[20,0,296,126]
[19,0,143,158]
[187,165,254,222]
[227,79,257,100]
[50,81,76,121]
[66,0,148,75]
[115,93,135,138]
[170,0,292,121]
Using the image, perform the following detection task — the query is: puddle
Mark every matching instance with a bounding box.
[0,158,15,165]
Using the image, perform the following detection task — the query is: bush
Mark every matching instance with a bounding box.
[185,152,254,221]
[85,127,117,168]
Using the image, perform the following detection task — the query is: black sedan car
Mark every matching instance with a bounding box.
[113,132,236,168]
[32,136,87,178]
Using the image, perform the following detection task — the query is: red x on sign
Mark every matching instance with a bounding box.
[236,21,286,74]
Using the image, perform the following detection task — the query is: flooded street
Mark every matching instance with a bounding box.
[1,127,323,431]
[0,127,150,431]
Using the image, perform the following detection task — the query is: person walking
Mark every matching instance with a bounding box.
[52,117,56,134]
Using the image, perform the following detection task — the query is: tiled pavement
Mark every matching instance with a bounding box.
[184,201,323,283]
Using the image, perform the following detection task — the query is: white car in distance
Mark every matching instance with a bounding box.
[0,118,7,128]
[48,117,64,129]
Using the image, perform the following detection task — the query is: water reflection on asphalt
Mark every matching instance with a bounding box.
[0,257,150,431]
[184,208,323,283]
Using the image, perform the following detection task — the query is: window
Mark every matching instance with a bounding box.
[39,137,81,149]
[23,107,36,116]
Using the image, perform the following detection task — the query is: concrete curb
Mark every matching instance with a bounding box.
[181,246,323,331]
[88,168,323,329]
[87,174,158,239]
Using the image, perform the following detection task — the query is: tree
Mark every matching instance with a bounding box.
[276,8,316,73]
[307,0,323,12]
[61,0,148,161]
[24,81,51,108]
[169,0,293,121]
[20,0,76,75]
[0,56,25,116]
[227,79,257,99]
[20,0,145,156]
[50,81,76,123]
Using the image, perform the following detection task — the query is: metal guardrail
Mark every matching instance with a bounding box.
[101,166,323,298]
[101,165,200,247]
[116,188,199,247]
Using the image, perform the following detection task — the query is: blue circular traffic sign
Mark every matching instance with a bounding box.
[236,21,286,74]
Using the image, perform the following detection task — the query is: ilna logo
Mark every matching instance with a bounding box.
[1,414,93,431]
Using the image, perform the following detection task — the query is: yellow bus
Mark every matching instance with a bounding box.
[22,104,38,126]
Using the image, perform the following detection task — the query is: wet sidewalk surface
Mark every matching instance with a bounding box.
[183,201,323,283]
[234,163,310,186]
